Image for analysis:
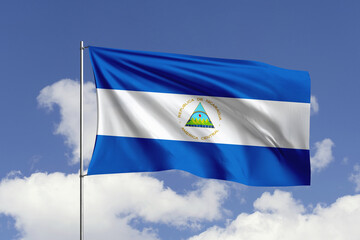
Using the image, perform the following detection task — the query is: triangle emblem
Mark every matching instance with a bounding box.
[185,103,215,128]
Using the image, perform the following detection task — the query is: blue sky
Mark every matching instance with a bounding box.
[1,0,360,239]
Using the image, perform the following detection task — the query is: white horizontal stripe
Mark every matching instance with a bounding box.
[97,89,310,149]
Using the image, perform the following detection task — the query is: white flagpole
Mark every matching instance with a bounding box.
[80,41,85,240]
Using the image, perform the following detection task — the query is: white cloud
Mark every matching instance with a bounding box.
[5,170,22,179]
[310,95,319,115]
[29,155,41,171]
[37,79,97,165]
[310,138,334,172]
[349,164,360,192]
[189,190,360,240]
[0,172,228,240]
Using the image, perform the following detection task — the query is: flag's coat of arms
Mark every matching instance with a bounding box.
[185,103,214,128]
[178,98,221,141]
[88,46,311,186]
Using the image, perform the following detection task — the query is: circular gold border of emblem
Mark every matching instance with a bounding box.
[178,97,222,141]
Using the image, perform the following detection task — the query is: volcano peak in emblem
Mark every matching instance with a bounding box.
[185,103,214,128]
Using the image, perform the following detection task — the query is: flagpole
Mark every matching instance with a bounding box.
[80,40,84,240]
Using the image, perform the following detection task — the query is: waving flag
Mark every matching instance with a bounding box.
[87,46,311,186]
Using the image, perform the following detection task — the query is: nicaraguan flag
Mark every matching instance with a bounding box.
[88,46,311,186]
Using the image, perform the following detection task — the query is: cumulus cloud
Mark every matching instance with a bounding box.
[37,79,97,165]
[349,164,360,192]
[189,190,360,240]
[0,172,228,240]
[5,170,22,179]
[310,95,319,115]
[310,138,334,172]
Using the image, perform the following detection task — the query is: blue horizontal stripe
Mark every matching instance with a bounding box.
[88,135,310,186]
[89,46,310,103]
